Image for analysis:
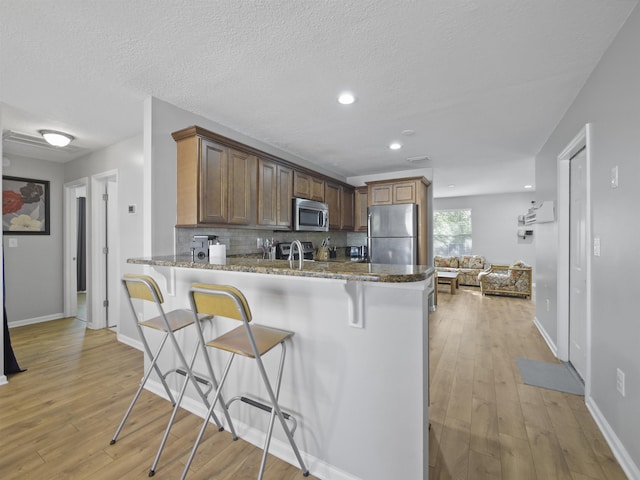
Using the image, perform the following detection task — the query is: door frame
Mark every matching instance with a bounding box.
[556,123,592,395]
[90,170,119,331]
[63,177,89,321]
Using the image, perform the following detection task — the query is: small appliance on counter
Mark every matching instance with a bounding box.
[274,241,314,260]
[191,235,219,262]
[346,245,368,261]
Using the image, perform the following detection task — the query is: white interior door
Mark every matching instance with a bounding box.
[569,148,587,379]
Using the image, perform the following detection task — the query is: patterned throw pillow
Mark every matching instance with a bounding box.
[434,256,459,268]
[459,256,472,268]
[509,260,529,279]
[469,256,484,269]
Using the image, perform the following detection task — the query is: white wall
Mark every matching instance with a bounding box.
[535,4,640,476]
[2,156,65,325]
[433,192,536,269]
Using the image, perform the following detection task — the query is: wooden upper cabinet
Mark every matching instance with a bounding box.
[325,182,341,231]
[227,148,257,225]
[293,170,325,202]
[175,129,256,226]
[392,181,417,204]
[341,187,355,231]
[310,176,325,202]
[258,158,292,228]
[200,139,230,223]
[354,186,368,232]
[369,183,394,205]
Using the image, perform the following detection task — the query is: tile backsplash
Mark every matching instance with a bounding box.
[176,227,367,257]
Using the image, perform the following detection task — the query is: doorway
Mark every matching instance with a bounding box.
[64,171,119,330]
[63,179,89,321]
[557,124,592,392]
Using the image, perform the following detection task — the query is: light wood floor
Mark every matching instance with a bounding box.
[429,285,627,480]
[0,318,317,480]
[1,287,627,480]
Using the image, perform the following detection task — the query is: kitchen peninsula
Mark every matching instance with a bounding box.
[127,256,433,480]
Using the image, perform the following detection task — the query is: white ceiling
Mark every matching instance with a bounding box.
[1,0,637,197]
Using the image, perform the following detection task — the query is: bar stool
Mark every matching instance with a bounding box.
[180,283,309,480]
[110,274,236,477]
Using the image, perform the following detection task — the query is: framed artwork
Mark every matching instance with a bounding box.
[2,175,50,235]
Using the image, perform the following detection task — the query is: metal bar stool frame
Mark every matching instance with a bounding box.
[110,274,236,477]
[180,283,309,480]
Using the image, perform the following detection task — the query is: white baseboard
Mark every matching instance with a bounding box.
[8,313,64,328]
[0,375,7,386]
[533,316,558,357]
[145,379,360,480]
[586,396,640,480]
[117,334,143,351]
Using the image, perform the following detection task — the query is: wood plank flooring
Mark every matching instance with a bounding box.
[1,286,627,479]
[0,318,316,480]
[429,286,627,480]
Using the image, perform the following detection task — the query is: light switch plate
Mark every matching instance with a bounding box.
[594,237,601,257]
[611,166,619,188]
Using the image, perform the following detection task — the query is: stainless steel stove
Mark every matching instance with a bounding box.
[274,241,314,260]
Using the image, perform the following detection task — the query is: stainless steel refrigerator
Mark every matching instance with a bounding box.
[367,204,418,264]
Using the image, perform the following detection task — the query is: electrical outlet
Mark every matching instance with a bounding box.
[546,299,550,312]
[594,237,601,257]
[8,237,18,248]
[257,238,263,249]
[617,368,626,397]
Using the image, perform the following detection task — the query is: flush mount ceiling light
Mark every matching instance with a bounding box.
[39,130,74,147]
[337,92,355,105]
[389,142,402,150]
[524,184,533,189]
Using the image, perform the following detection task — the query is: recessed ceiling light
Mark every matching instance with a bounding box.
[524,184,533,189]
[401,129,415,136]
[338,92,355,105]
[39,129,74,147]
[389,142,402,150]
[448,184,456,188]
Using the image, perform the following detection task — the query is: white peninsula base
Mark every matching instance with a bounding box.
[133,266,432,480]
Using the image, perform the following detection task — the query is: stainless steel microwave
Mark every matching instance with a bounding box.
[293,198,329,232]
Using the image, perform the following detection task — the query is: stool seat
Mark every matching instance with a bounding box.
[140,309,208,332]
[207,324,293,358]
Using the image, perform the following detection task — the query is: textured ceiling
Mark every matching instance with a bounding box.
[1,0,637,197]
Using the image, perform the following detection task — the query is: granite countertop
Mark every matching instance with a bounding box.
[128,255,433,283]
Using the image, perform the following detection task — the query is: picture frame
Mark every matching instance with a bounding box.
[2,175,50,235]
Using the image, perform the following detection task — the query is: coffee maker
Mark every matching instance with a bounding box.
[191,235,219,262]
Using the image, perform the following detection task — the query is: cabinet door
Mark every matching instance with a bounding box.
[228,149,256,225]
[325,182,341,230]
[311,176,325,202]
[354,187,368,232]
[200,139,228,223]
[369,183,393,205]
[258,158,278,226]
[341,187,355,231]
[393,181,417,204]
[293,171,311,199]
[277,164,293,227]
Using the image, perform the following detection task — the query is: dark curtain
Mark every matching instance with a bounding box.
[3,245,23,375]
[77,197,87,292]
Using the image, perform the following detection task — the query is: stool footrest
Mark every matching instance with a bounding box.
[174,368,214,396]
[227,394,298,435]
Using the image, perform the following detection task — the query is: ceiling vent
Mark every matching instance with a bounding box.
[2,130,83,153]
[406,155,430,163]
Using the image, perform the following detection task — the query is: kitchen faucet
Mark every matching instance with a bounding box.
[288,239,304,269]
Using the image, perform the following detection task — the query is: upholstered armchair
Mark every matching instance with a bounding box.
[478,261,532,298]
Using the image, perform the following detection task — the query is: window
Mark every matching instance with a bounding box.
[433,209,472,256]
